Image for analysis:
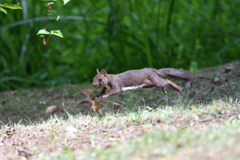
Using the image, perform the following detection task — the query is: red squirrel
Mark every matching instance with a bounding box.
[92,68,194,100]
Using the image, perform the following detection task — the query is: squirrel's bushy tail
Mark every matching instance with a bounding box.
[157,68,194,80]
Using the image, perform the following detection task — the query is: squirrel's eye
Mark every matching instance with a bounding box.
[98,78,102,81]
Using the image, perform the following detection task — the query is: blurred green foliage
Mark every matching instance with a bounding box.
[0,0,239,91]
[0,2,22,14]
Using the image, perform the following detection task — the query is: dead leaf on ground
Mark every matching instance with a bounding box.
[81,88,93,96]
[91,100,100,112]
[65,131,77,140]
[45,105,59,115]
[5,128,15,137]
[213,78,220,85]
[197,98,201,102]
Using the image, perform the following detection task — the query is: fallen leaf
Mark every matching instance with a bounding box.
[5,128,15,137]
[213,81,219,85]
[91,100,100,112]
[65,131,77,140]
[45,105,59,115]
[156,119,161,123]
[66,126,78,132]
[81,88,93,96]
[213,78,220,85]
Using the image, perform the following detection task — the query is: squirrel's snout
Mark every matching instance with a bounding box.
[92,83,97,88]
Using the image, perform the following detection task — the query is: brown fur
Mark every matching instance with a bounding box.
[92,68,193,100]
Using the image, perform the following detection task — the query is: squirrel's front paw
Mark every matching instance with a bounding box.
[101,95,109,100]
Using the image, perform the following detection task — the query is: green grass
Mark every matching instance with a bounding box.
[0,98,239,160]
[94,122,240,160]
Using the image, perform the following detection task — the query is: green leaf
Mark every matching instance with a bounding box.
[192,106,199,114]
[36,29,63,38]
[46,2,55,5]
[0,3,22,9]
[56,15,60,21]
[0,7,7,14]
[215,72,221,78]
[39,0,56,1]
[51,30,64,38]
[63,0,70,5]
[47,10,56,20]
[36,29,50,35]
[189,61,198,75]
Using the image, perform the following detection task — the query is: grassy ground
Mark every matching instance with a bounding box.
[0,62,239,159]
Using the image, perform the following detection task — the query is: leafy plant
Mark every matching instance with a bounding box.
[189,62,198,75]
[0,3,22,14]
[37,0,70,45]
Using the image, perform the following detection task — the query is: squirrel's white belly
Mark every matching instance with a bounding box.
[121,83,145,91]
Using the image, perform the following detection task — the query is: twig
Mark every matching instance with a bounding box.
[42,0,52,45]
[105,100,126,109]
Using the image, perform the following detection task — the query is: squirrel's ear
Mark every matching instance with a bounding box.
[96,69,100,74]
[101,69,108,77]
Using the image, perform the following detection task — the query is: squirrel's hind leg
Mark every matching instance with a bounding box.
[165,79,182,92]
[146,75,182,93]
[162,87,167,94]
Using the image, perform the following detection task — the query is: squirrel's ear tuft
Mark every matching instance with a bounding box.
[101,69,108,77]
[96,69,100,74]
